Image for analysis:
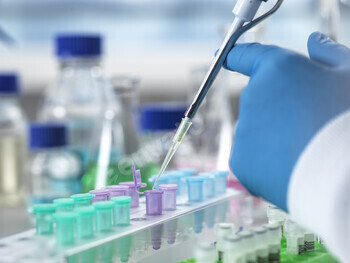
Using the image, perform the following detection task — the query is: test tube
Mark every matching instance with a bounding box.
[223,235,243,263]
[70,193,95,208]
[33,204,56,235]
[151,224,164,250]
[111,196,131,226]
[53,198,74,212]
[204,205,216,229]
[106,185,129,199]
[149,174,169,189]
[285,219,304,255]
[263,223,281,262]
[304,232,316,251]
[117,235,132,263]
[211,170,228,195]
[214,223,235,261]
[89,189,109,203]
[165,219,178,244]
[186,177,204,202]
[54,212,77,245]
[93,201,114,232]
[237,230,256,263]
[253,227,269,263]
[145,190,164,216]
[194,243,217,263]
[198,173,216,198]
[159,184,177,211]
[194,210,205,234]
[76,207,95,239]
[267,205,286,239]
[119,181,146,208]
[165,171,182,195]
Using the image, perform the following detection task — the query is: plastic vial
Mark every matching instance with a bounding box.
[29,123,81,204]
[198,173,216,198]
[304,232,316,251]
[89,189,109,203]
[194,210,205,234]
[119,181,146,208]
[285,219,304,255]
[164,171,182,195]
[195,243,217,263]
[215,223,235,261]
[106,185,128,198]
[145,190,164,216]
[178,168,196,195]
[253,227,269,263]
[39,34,106,170]
[53,198,74,212]
[0,73,26,206]
[54,212,77,245]
[205,205,216,229]
[117,235,132,263]
[151,224,164,250]
[159,184,177,211]
[76,206,95,239]
[266,205,286,238]
[148,174,170,189]
[223,235,244,263]
[211,170,228,195]
[165,219,178,244]
[33,204,56,235]
[70,193,95,208]
[186,177,204,202]
[111,196,131,226]
[263,224,281,262]
[93,201,114,232]
[238,230,256,263]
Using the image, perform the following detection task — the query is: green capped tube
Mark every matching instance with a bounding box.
[70,193,95,208]
[55,212,77,245]
[33,204,56,235]
[76,207,95,239]
[54,198,74,212]
[111,196,131,226]
[93,201,114,232]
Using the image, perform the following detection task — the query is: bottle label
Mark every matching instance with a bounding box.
[304,241,315,251]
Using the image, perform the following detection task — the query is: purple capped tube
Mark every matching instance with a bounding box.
[145,190,164,216]
[119,182,146,208]
[89,189,109,203]
[106,185,129,198]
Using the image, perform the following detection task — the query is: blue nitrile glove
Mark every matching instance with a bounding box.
[227,32,350,211]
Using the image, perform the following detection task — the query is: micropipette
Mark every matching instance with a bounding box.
[152,0,284,189]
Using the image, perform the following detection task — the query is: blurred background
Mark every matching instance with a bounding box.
[0,0,349,238]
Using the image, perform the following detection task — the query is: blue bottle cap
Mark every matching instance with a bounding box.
[140,103,187,131]
[55,34,102,58]
[0,74,20,94]
[29,123,67,149]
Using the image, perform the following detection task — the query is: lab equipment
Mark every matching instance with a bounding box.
[186,177,204,202]
[267,205,286,238]
[194,210,205,234]
[194,243,217,263]
[29,123,81,204]
[198,173,215,198]
[117,235,132,263]
[153,0,284,189]
[33,204,56,235]
[54,212,77,245]
[165,219,177,244]
[151,224,164,250]
[53,198,74,212]
[75,207,95,239]
[263,223,281,261]
[111,196,131,226]
[285,219,304,255]
[144,190,164,216]
[93,201,114,232]
[304,232,316,251]
[253,227,269,262]
[158,184,177,211]
[212,171,228,195]
[0,73,26,206]
[223,235,242,263]
[106,185,129,198]
[214,223,235,261]
[165,171,183,195]
[148,173,170,189]
[89,189,109,203]
[70,193,95,208]
[39,34,105,171]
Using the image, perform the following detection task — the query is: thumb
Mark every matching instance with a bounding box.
[308,32,350,68]
[224,43,279,76]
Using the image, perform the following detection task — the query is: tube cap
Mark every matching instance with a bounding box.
[140,103,187,131]
[53,198,74,206]
[93,201,114,210]
[70,193,95,201]
[111,196,132,205]
[55,34,102,58]
[33,204,56,214]
[0,74,20,94]
[29,123,67,149]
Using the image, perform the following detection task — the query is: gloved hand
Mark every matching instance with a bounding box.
[227,32,350,211]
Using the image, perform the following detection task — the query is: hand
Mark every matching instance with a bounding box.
[227,32,350,211]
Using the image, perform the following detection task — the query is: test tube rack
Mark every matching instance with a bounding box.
[0,189,240,263]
